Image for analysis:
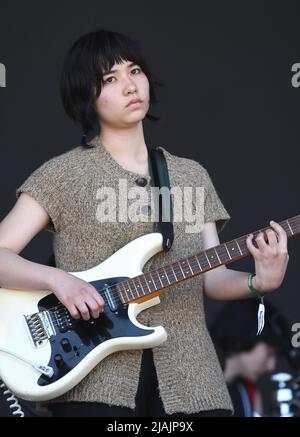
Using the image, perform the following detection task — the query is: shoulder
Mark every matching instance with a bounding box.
[16,145,94,201]
[35,145,88,174]
[24,145,93,185]
[158,145,211,182]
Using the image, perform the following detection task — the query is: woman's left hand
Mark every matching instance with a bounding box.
[246,220,289,293]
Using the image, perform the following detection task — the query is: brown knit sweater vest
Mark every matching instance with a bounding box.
[16,137,233,414]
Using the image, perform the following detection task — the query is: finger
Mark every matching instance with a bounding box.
[254,231,267,250]
[270,220,288,250]
[76,302,91,320]
[69,304,80,320]
[90,287,105,309]
[85,297,102,319]
[246,233,260,256]
[265,229,278,247]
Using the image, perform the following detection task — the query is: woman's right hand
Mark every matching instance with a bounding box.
[50,269,105,320]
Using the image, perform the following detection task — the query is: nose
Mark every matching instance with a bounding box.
[123,75,137,94]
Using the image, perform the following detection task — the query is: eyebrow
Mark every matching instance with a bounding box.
[103,62,137,76]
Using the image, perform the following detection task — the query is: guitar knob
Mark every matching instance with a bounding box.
[61,338,72,353]
[54,354,65,368]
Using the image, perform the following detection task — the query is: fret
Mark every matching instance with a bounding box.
[224,243,232,260]
[153,270,164,288]
[132,277,143,296]
[170,264,178,281]
[194,255,203,272]
[204,251,211,268]
[288,218,300,234]
[157,268,169,287]
[166,264,177,282]
[287,219,294,236]
[214,245,228,263]
[144,272,157,292]
[175,262,186,279]
[123,280,134,300]
[139,274,151,294]
[237,236,248,253]
[149,272,160,290]
[186,258,194,275]
[206,248,221,267]
[291,217,300,232]
[137,276,146,295]
[225,240,241,259]
[214,247,221,264]
[235,238,243,256]
[118,282,128,303]
[162,267,171,284]
[180,259,192,276]
[128,278,138,298]
[197,252,210,270]
[188,257,199,274]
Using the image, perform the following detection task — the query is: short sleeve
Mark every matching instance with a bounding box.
[16,158,65,233]
[202,166,230,233]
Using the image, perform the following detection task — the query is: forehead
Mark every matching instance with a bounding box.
[103,60,137,75]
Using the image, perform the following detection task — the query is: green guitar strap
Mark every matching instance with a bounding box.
[147,146,174,252]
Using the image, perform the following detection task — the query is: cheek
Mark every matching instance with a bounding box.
[95,92,117,116]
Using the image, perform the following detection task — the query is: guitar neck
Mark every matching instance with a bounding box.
[117,215,300,304]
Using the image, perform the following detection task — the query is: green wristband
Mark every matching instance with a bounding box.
[248,273,264,300]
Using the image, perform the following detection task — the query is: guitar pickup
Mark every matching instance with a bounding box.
[103,284,119,312]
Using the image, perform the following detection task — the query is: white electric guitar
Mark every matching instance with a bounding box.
[0,215,299,402]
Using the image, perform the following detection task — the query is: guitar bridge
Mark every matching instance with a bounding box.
[24,311,56,348]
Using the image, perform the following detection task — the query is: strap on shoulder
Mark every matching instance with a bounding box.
[147,146,174,252]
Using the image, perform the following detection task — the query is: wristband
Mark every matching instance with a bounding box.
[248,273,265,335]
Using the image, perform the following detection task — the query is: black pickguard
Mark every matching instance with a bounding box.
[37,276,154,386]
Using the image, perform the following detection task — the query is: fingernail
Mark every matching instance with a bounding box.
[270,220,274,224]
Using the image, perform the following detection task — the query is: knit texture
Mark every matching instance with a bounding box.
[16,137,233,414]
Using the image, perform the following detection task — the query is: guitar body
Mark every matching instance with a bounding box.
[0,233,167,401]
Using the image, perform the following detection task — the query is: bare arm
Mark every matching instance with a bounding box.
[0,193,104,319]
[202,221,289,300]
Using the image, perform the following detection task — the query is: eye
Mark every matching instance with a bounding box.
[103,67,141,84]
[104,76,115,84]
[131,67,141,75]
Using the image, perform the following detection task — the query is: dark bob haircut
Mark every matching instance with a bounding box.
[60,28,165,147]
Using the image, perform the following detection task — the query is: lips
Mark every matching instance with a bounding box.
[127,99,142,107]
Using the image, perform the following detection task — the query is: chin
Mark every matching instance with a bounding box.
[126,113,146,123]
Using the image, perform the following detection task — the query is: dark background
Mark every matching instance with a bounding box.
[1,0,300,415]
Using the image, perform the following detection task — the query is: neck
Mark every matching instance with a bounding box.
[98,122,147,163]
[113,215,300,305]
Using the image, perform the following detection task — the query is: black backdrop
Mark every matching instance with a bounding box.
[1,0,300,414]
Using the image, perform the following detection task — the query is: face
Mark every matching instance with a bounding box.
[94,59,150,129]
[237,343,278,382]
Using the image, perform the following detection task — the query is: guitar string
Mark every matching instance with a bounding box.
[45,216,300,322]
[45,218,300,321]
[87,218,300,303]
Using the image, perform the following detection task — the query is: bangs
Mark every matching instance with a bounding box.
[80,30,150,96]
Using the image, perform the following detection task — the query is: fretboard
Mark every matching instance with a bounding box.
[117,215,300,304]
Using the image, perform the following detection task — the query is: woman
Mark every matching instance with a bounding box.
[0,29,289,417]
